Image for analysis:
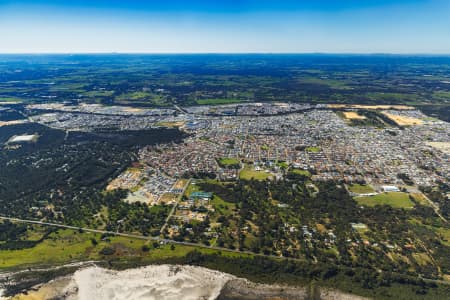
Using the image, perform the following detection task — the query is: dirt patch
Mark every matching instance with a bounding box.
[382,112,424,126]
[329,104,413,110]
[427,142,450,154]
[342,111,366,120]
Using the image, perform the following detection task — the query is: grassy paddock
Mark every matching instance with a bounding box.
[305,146,321,153]
[348,184,375,194]
[0,227,249,270]
[289,169,311,177]
[196,98,242,105]
[355,192,414,209]
[217,157,240,167]
[239,166,272,181]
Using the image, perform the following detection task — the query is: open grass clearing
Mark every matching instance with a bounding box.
[410,192,431,206]
[239,166,272,181]
[217,157,240,167]
[289,169,311,177]
[196,98,242,105]
[355,192,414,209]
[0,227,252,270]
[348,184,375,194]
[211,195,235,216]
[305,146,321,153]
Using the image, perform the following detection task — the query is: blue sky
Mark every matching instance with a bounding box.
[0,0,449,53]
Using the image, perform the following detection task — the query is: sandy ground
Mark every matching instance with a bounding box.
[427,142,450,154]
[320,288,371,300]
[329,104,413,110]
[342,111,366,120]
[7,265,373,300]
[0,120,28,127]
[173,179,188,189]
[382,112,424,125]
[217,279,308,300]
[123,107,144,113]
[11,265,233,300]
[11,277,73,300]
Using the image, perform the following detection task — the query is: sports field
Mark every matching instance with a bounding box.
[348,184,374,194]
[355,192,414,208]
[239,166,272,180]
[218,157,240,166]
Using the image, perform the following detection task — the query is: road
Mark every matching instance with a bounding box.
[0,215,299,263]
[173,104,188,114]
[159,178,191,235]
[405,186,447,223]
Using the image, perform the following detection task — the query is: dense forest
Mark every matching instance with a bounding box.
[0,122,185,231]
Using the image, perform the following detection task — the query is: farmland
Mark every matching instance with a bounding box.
[0,55,449,112]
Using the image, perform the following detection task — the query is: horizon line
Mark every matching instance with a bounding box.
[1,52,450,56]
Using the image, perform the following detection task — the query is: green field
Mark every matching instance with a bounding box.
[289,169,311,177]
[239,166,272,181]
[0,227,250,270]
[305,146,321,153]
[217,157,240,167]
[276,161,289,169]
[196,98,242,105]
[211,194,236,217]
[348,184,375,194]
[433,91,450,101]
[0,97,23,103]
[355,192,414,209]
[299,77,352,90]
[83,90,114,97]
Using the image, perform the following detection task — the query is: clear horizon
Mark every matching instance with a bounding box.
[1,0,450,54]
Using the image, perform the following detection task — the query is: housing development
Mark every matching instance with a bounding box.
[28,102,449,199]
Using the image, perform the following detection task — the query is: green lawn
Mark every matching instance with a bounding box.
[433,91,450,99]
[276,161,289,169]
[211,195,236,216]
[355,192,414,209]
[217,157,240,167]
[239,166,272,181]
[0,229,100,268]
[348,184,375,194]
[196,98,242,105]
[305,146,321,153]
[0,227,252,270]
[289,169,311,177]
[83,90,114,97]
[184,181,200,197]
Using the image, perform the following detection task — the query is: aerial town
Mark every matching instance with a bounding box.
[25,102,449,209]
